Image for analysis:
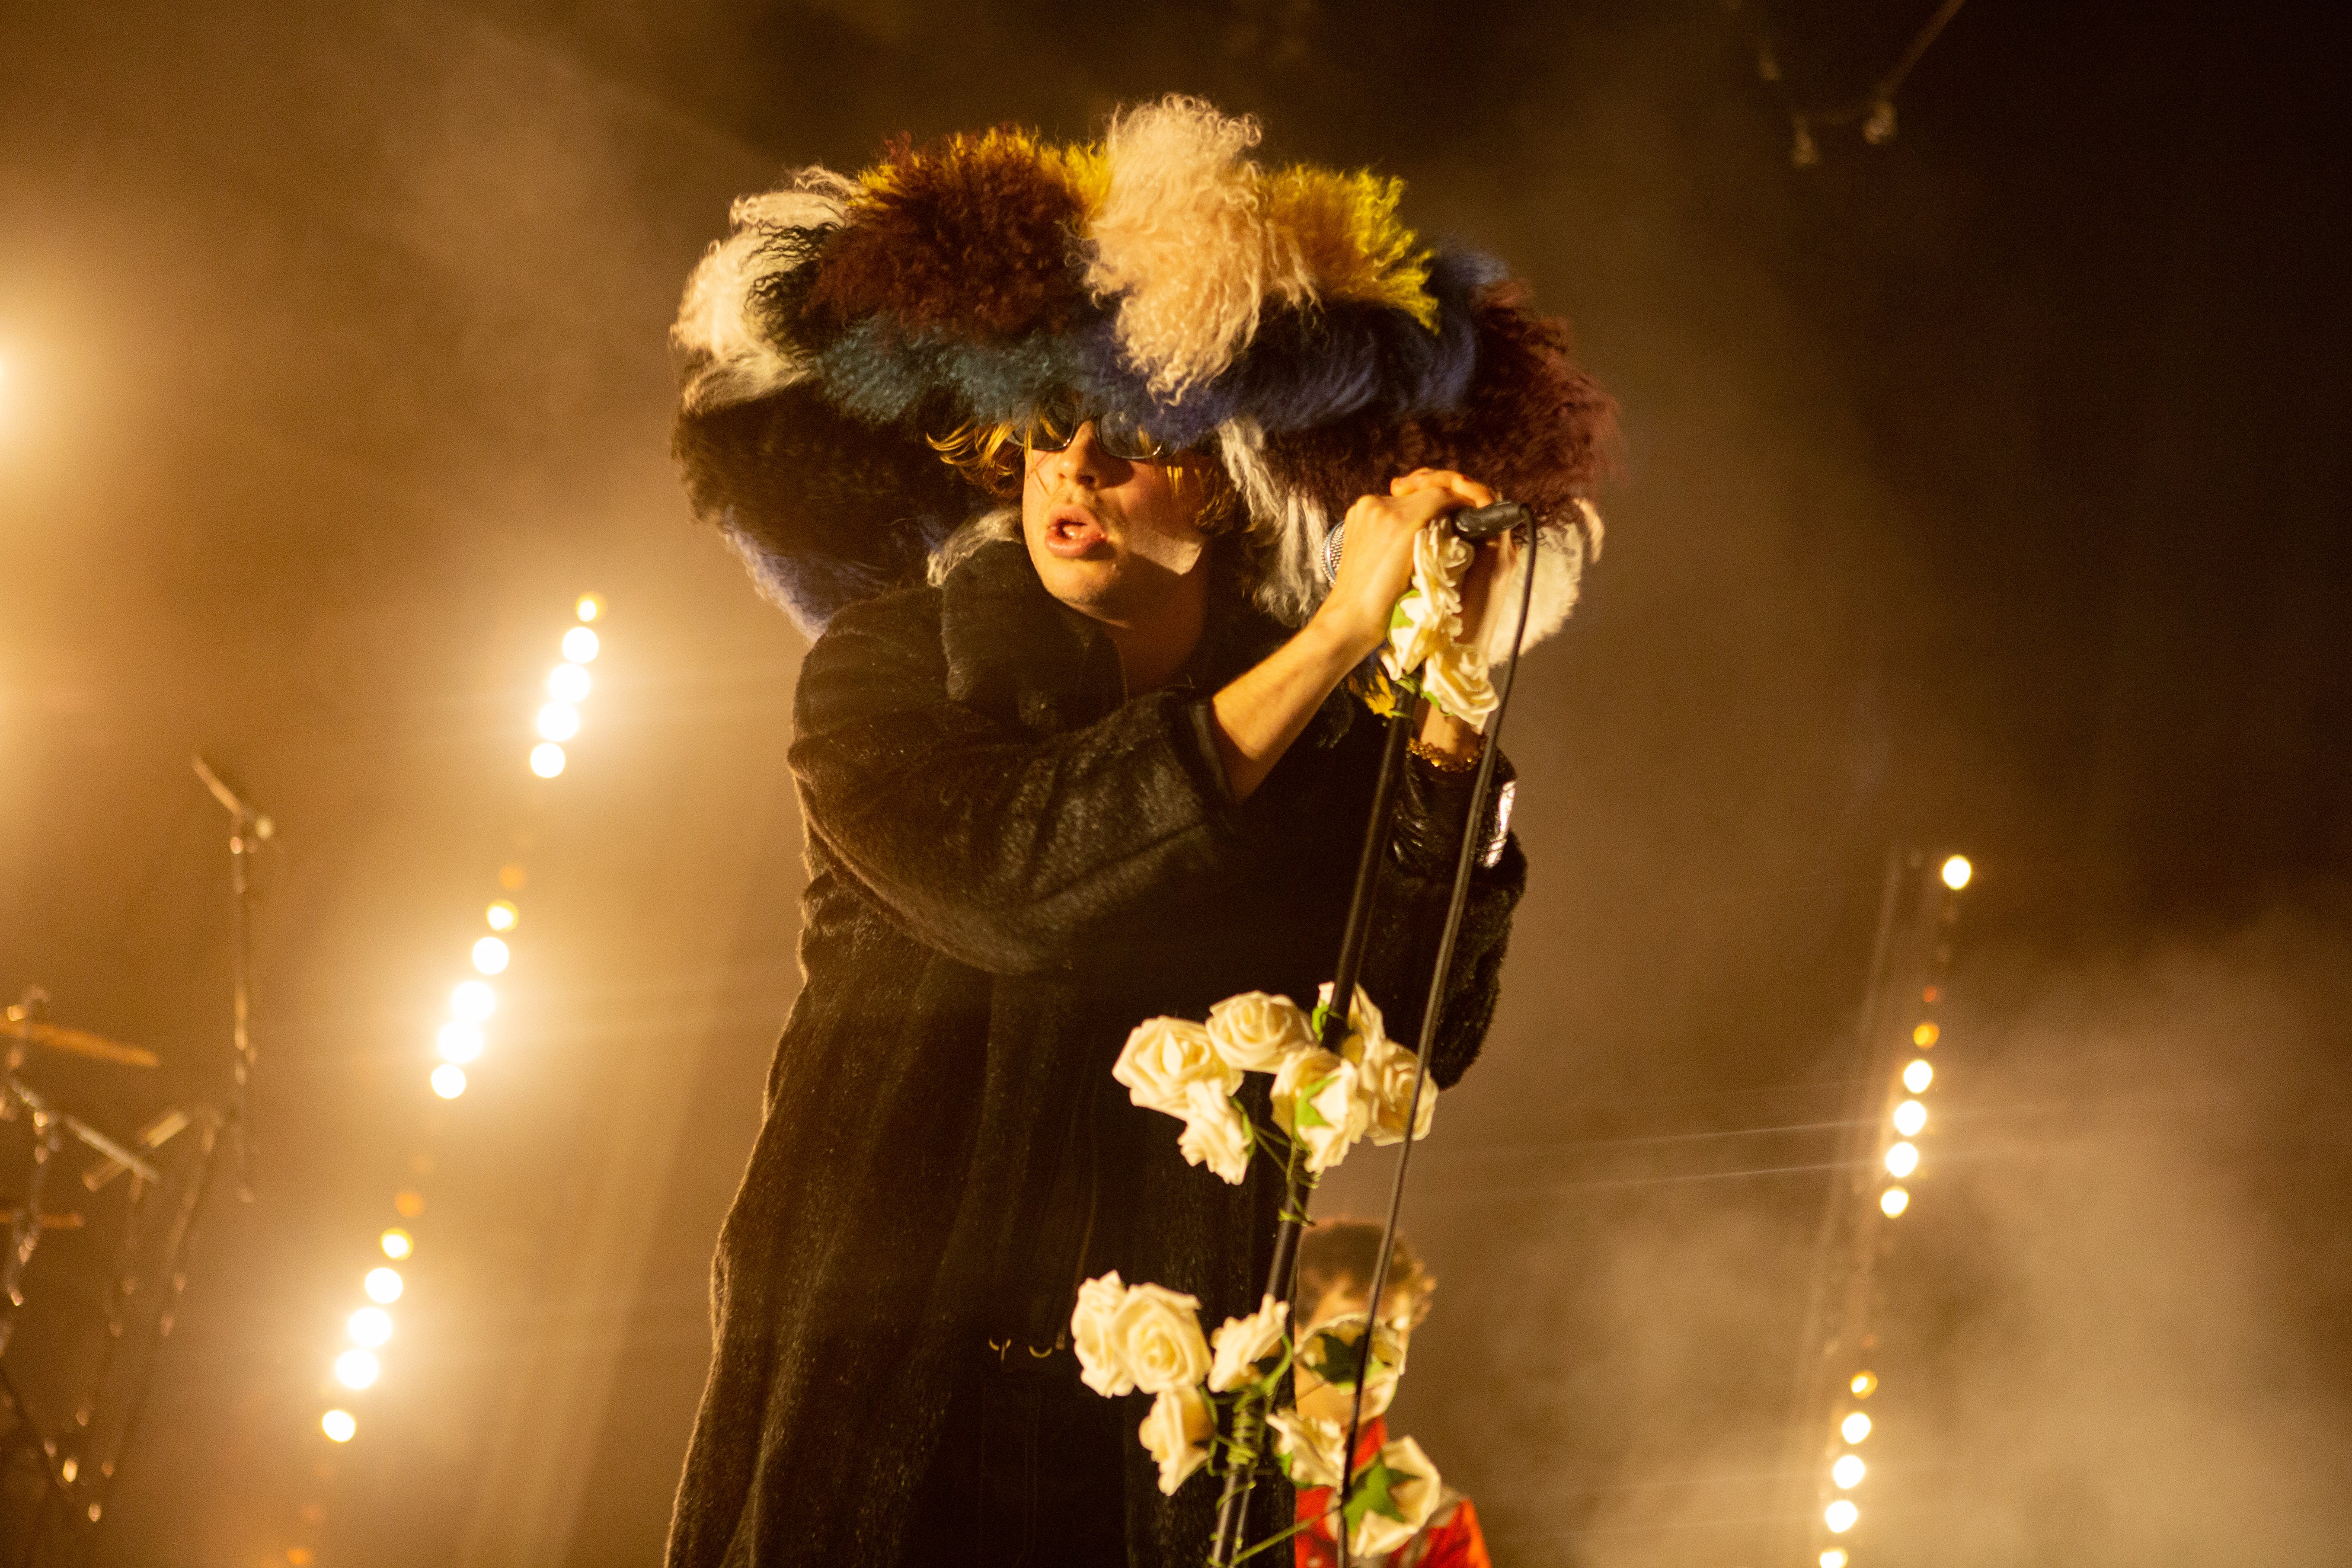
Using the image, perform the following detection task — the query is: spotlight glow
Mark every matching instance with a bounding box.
[364,1268,403,1304]
[431,1063,467,1099]
[1904,1058,1934,1092]
[1842,1411,1872,1443]
[1832,1454,1866,1489]
[451,980,495,1022]
[1825,1499,1858,1533]
[561,626,600,663]
[334,1350,380,1390]
[536,703,580,742]
[530,742,567,778]
[472,936,511,975]
[1894,1099,1927,1137]
[1851,1371,1878,1398]
[1821,1553,1848,1568]
[379,1228,412,1260]
[347,1307,392,1348]
[486,900,518,932]
[437,1022,483,1064]
[322,1409,357,1443]
[1941,854,1972,890]
[1913,1021,1940,1047]
[575,594,604,623]
[1880,1185,1911,1217]
[1885,1141,1920,1178]
[547,664,591,703]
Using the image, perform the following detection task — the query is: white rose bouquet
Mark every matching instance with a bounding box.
[1366,519,1501,730]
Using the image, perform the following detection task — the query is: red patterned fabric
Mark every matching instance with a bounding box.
[1294,1420,1492,1568]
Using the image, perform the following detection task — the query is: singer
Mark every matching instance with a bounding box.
[661,98,1612,1568]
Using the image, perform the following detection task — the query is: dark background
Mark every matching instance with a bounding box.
[2,2,2347,1565]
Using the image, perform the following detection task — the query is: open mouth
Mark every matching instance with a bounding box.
[1042,504,1110,559]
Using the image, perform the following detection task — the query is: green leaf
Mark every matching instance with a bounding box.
[1344,1455,1412,1530]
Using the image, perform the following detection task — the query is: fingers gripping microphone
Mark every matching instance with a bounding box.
[1320,499,1530,581]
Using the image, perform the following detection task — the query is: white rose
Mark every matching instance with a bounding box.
[1139,1385,1216,1496]
[1415,517,1474,606]
[1268,1405,1347,1491]
[1313,982,1386,1064]
[1113,1016,1239,1114]
[1360,1038,1438,1147]
[1381,585,1454,681]
[1206,1293,1290,1393]
[1107,1282,1212,1395]
[1293,1315,1405,1424]
[1348,1435,1444,1558]
[1420,642,1498,729]
[1272,1049,1368,1175]
[1174,1081,1253,1185]
[1070,1271,1134,1396]
[1205,990,1315,1073]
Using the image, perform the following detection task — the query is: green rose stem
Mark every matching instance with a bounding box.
[1208,711,1415,1568]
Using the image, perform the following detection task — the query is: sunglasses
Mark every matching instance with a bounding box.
[1018,394,1188,463]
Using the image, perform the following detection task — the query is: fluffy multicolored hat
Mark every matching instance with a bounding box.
[671,96,1615,642]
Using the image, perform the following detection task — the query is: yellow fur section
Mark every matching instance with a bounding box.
[849,125,1103,209]
[1262,166,1437,330]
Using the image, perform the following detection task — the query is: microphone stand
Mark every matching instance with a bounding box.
[191,755,268,1203]
[1210,506,1545,1567]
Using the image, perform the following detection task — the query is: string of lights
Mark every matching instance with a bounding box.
[305,592,607,1528]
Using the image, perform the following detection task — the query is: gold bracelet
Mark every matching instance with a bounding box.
[1408,735,1482,773]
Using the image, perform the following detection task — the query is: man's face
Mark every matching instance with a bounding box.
[1020,422,1212,620]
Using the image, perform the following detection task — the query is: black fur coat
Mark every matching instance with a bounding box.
[665,541,1525,1568]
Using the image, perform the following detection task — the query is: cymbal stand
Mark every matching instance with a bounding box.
[192,755,268,1203]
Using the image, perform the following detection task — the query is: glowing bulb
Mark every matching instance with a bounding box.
[472,936,510,975]
[1880,1185,1910,1217]
[1913,1021,1940,1047]
[1904,1058,1933,1092]
[536,703,580,742]
[347,1307,392,1348]
[1821,1553,1848,1568]
[1885,1141,1919,1178]
[364,1268,403,1304]
[530,742,566,778]
[437,1022,483,1064]
[1842,1411,1872,1443]
[1825,1499,1858,1533]
[575,594,604,623]
[1850,1371,1877,1398]
[379,1228,412,1260]
[486,900,518,932]
[1832,1453,1866,1489]
[1940,854,1972,890]
[451,980,495,1022]
[562,626,600,663]
[334,1350,380,1389]
[547,664,591,703]
[431,1063,467,1099]
[1894,1099,1927,1137]
[322,1409,357,1443]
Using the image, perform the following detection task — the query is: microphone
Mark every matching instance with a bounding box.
[1320,500,1529,581]
[192,754,275,840]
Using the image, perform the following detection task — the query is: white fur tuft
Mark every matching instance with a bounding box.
[672,174,853,416]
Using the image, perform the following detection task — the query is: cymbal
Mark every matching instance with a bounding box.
[7,1022,160,1069]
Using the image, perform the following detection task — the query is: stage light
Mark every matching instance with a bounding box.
[1832,1453,1866,1489]
[1904,1058,1933,1092]
[472,936,510,975]
[334,1349,380,1389]
[562,626,600,663]
[394,1190,425,1219]
[1913,1022,1939,1047]
[347,1307,392,1348]
[1880,1186,1910,1217]
[486,899,518,931]
[1842,1411,1872,1443]
[1850,1371,1877,1398]
[576,594,604,623]
[1821,1552,1848,1568]
[1825,1499,1858,1533]
[547,663,591,703]
[1941,854,1972,890]
[536,703,580,742]
[530,742,566,778]
[364,1268,403,1304]
[451,980,495,1022]
[431,1063,467,1099]
[1894,1099,1927,1137]
[379,1229,412,1260]
[1885,1142,1919,1178]
[437,1023,483,1064]
[322,1409,357,1443]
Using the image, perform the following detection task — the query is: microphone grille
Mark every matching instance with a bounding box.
[1321,524,1346,583]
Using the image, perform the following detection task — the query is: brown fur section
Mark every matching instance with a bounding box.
[1262,285,1618,524]
[802,131,1090,342]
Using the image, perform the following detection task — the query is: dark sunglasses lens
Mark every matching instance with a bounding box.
[1093,412,1168,461]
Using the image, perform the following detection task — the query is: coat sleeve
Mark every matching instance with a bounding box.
[789,592,1238,976]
